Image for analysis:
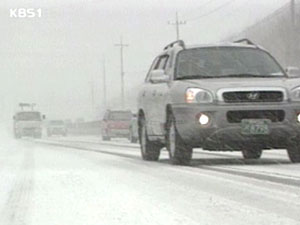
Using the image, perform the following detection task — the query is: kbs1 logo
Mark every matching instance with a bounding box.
[10,8,42,18]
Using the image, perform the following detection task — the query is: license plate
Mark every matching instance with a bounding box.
[241,119,270,135]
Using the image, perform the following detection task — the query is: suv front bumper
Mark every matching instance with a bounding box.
[22,127,42,136]
[172,103,300,150]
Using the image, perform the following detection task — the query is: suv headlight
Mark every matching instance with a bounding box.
[185,88,214,103]
[291,87,300,101]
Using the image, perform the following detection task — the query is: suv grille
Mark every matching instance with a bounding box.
[223,91,284,103]
[227,110,285,123]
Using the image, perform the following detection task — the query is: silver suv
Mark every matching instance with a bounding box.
[137,39,300,165]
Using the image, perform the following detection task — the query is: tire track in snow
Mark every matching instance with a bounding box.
[34,139,140,160]
[45,137,290,163]
[0,148,35,225]
[32,138,300,188]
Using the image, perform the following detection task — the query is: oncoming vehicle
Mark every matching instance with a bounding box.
[13,111,45,139]
[137,39,300,165]
[101,110,132,141]
[47,120,67,137]
[286,66,300,78]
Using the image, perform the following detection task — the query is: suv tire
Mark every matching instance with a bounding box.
[35,133,42,139]
[242,147,262,159]
[129,129,138,143]
[102,136,111,141]
[139,116,161,161]
[287,145,300,163]
[14,131,21,139]
[166,114,192,165]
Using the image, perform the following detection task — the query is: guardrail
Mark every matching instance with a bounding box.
[66,121,102,136]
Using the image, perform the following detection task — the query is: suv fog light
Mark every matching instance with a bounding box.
[199,113,210,125]
[297,113,300,123]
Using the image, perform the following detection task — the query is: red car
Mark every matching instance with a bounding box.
[101,110,132,141]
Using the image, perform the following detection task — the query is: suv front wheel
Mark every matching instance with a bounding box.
[139,117,161,161]
[166,114,192,165]
[287,145,300,163]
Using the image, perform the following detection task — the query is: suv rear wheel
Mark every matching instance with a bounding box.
[14,130,21,139]
[139,116,161,161]
[102,135,111,141]
[34,133,42,139]
[129,129,138,143]
[166,114,192,165]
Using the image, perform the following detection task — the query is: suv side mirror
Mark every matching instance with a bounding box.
[42,115,46,120]
[149,70,169,83]
[286,66,300,78]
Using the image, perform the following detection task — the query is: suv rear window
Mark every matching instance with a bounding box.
[50,120,64,125]
[108,112,132,121]
[16,112,41,121]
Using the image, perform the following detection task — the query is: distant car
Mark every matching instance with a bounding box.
[13,111,45,139]
[47,120,67,137]
[286,66,300,78]
[129,113,138,143]
[101,110,132,141]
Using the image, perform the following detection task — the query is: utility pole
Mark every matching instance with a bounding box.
[90,81,95,109]
[114,36,129,108]
[168,11,186,40]
[102,57,107,109]
[290,0,296,65]
[291,0,295,27]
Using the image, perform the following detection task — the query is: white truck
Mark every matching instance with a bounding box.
[13,104,45,139]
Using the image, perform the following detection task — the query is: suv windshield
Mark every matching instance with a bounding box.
[50,120,64,125]
[176,47,285,79]
[16,112,41,121]
[108,112,132,121]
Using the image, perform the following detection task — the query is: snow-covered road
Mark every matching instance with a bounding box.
[0,133,300,225]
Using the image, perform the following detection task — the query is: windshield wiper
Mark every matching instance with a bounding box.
[176,73,284,80]
[176,75,214,80]
[220,73,283,78]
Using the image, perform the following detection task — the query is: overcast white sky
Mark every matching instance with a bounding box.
[0,0,291,121]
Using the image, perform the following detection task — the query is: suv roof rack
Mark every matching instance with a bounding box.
[234,38,255,45]
[19,103,36,111]
[164,40,185,50]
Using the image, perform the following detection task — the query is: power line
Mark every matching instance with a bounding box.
[114,36,129,108]
[168,11,186,40]
[102,56,107,109]
[224,1,291,42]
[187,0,236,22]
[182,0,219,17]
[245,2,290,32]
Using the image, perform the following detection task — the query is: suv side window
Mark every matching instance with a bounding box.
[154,55,169,70]
[145,57,159,82]
[145,55,170,82]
